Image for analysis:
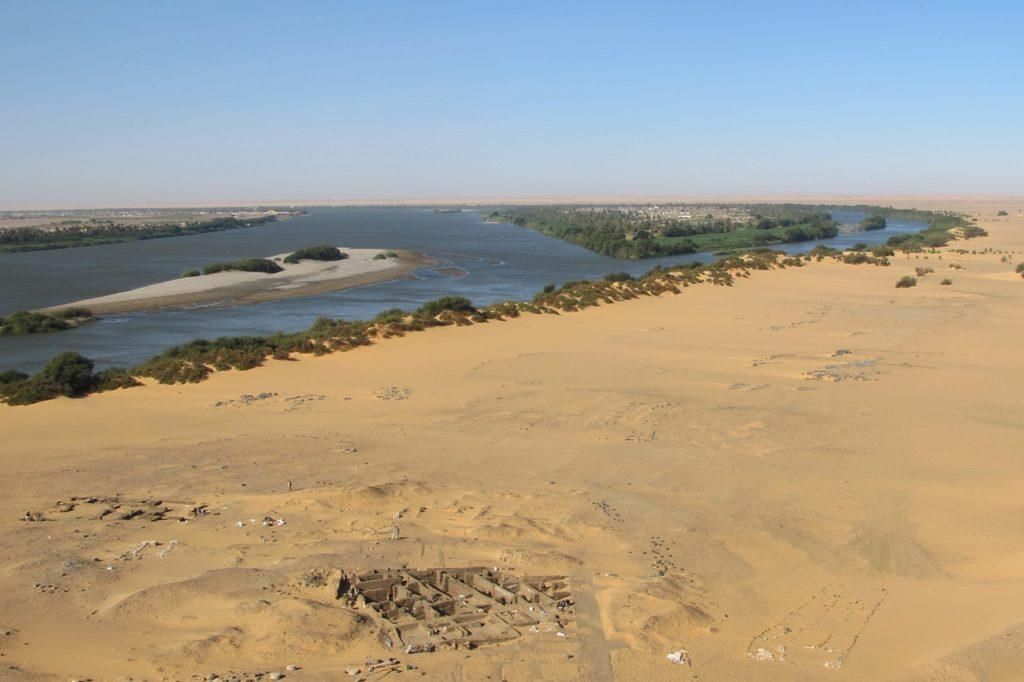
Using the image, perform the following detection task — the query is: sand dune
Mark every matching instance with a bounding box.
[1,200,1023,680]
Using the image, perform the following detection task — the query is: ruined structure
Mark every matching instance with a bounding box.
[343,567,574,653]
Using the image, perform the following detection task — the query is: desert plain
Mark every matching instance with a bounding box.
[1,199,1023,681]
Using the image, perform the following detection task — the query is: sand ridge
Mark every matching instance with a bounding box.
[1,200,1023,680]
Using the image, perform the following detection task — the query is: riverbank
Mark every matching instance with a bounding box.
[0,201,1022,679]
[45,248,430,315]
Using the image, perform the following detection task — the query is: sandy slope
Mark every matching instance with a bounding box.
[46,248,424,315]
[1,201,1023,680]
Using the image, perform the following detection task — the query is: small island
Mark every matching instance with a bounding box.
[0,307,95,336]
[860,214,887,230]
[47,247,430,315]
[485,204,840,258]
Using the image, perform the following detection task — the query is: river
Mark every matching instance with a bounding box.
[0,208,923,372]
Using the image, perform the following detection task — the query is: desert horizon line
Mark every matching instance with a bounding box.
[5,192,1024,213]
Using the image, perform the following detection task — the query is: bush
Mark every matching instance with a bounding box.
[997,210,1008,216]
[940,278,953,286]
[417,296,475,317]
[92,368,141,392]
[41,351,95,396]
[1015,262,1024,274]
[374,308,408,324]
[896,276,918,288]
[0,311,70,335]
[181,269,201,278]
[373,251,399,260]
[915,266,934,277]
[0,369,29,385]
[0,308,91,336]
[203,258,283,275]
[1,377,65,405]
[603,272,634,282]
[283,245,346,264]
[860,215,887,230]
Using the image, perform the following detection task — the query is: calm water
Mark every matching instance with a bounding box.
[0,208,922,372]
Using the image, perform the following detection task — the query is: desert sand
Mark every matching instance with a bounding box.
[2,200,1023,681]
[47,248,427,315]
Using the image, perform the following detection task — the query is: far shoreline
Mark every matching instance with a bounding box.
[43,248,434,316]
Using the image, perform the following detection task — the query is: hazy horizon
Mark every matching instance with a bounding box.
[2,1,1022,208]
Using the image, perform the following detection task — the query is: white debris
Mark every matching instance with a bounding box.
[666,649,691,665]
[236,521,245,528]
[751,647,775,661]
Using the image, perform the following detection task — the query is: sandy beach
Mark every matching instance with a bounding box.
[46,248,428,315]
[2,200,1023,680]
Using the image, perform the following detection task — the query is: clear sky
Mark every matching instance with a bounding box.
[1,1,1022,208]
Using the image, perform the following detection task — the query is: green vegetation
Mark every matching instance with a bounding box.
[896,276,918,288]
[202,258,283,275]
[181,269,201,278]
[374,308,408,324]
[486,205,838,258]
[283,245,346,264]
[0,352,139,406]
[940,278,953,285]
[0,222,994,406]
[0,215,282,254]
[1015,262,1024,274]
[860,214,887,230]
[0,307,95,336]
[417,296,475,317]
[997,210,1009,216]
[915,266,934,277]
[374,251,399,260]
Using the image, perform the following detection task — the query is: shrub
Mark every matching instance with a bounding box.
[374,308,408,324]
[604,272,634,282]
[51,307,93,320]
[0,369,29,385]
[0,377,65,405]
[41,351,95,396]
[0,311,70,335]
[417,296,475,317]
[940,278,953,286]
[915,266,934,277]
[997,210,1008,216]
[896,276,918,288]
[92,368,141,392]
[1016,262,1024,274]
[203,258,283,275]
[0,309,91,336]
[283,245,346,264]
[373,251,399,260]
[860,215,887,230]
[181,269,201,278]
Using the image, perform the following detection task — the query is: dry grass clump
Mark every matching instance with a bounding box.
[896,275,918,288]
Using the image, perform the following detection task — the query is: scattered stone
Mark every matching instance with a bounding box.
[375,387,411,401]
[666,649,691,665]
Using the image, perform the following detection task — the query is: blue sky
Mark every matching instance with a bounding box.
[1,1,1022,207]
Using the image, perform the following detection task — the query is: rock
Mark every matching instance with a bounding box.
[666,648,691,665]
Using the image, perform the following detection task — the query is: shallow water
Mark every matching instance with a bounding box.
[0,207,921,372]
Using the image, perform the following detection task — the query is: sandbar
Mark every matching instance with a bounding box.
[46,248,430,315]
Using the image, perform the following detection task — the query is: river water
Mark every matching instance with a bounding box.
[0,208,922,372]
